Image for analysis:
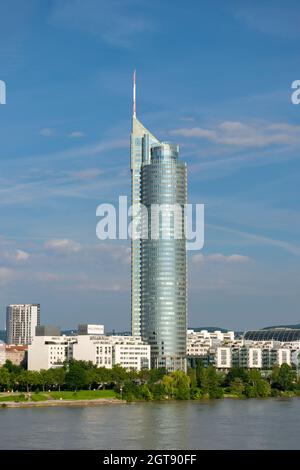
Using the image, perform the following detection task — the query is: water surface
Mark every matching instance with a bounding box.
[0,399,299,449]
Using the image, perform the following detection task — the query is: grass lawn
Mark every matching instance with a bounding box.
[30,393,49,401]
[49,390,116,400]
[0,394,27,402]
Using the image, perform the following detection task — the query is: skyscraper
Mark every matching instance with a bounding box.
[130,73,187,371]
[6,304,40,345]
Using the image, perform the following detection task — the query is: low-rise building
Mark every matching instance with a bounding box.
[73,334,150,371]
[28,324,151,372]
[5,345,28,366]
[28,335,76,371]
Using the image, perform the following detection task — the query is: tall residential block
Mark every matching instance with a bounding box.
[6,304,40,345]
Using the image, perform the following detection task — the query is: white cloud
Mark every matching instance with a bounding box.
[14,249,30,262]
[95,244,131,264]
[209,224,300,257]
[192,253,251,264]
[170,120,300,148]
[68,131,86,138]
[39,128,55,137]
[69,168,103,180]
[44,239,81,254]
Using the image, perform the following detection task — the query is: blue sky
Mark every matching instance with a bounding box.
[0,0,300,331]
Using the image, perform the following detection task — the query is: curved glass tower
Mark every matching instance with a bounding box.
[130,73,187,371]
[141,143,187,371]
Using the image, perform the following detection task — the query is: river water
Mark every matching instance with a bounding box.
[0,399,299,449]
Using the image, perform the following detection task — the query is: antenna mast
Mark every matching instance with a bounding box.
[133,70,136,118]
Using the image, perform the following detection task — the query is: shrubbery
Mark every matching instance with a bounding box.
[0,359,298,401]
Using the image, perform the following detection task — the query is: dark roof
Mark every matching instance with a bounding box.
[244,329,300,342]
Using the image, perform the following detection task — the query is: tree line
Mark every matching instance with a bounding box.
[0,359,300,400]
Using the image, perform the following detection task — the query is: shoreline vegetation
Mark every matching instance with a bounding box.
[1,359,300,408]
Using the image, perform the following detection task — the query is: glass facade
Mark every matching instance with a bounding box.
[140,143,187,371]
[130,117,159,336]
[130,107,188,371]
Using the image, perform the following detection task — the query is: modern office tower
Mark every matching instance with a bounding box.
[6,304,40,345]
[130,71,160,336]
[130,73,187,371]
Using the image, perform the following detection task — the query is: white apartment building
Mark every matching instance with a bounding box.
[112,337,151,370]
[213,347,231,369]
[28,335,76,371]
[187,329,235,357]
[6,304,40,345]
[28,328,151,372]
[72,335,113,367]
[73,334,150,371]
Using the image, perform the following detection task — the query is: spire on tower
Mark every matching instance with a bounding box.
[133,70,136,118]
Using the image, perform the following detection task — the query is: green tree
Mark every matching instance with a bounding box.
[172,371,190,400]
[65,361,92,390]
[162,375,175,398]
[0,367,10,391]
[17,370,40,392]
[187,368,197,389]
[147,368,168,385]
[224,367,249,387]
[272,364,295,391]
[150,383,165,400]
[3,360,22,374]
[110,364,128,387]
[47,368,66,391]
[140,384,153,401]
[255,378,271,397]
[230,377,245,397]
[200,366,223,399]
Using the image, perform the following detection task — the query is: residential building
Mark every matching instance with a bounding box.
[6,304,40,345]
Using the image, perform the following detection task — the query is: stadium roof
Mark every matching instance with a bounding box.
[244,329,300,342]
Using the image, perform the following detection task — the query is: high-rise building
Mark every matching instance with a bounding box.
[6,304,40,345]
[130,73,187,371]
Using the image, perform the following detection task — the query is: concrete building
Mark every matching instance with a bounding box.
[73,334,150,371]
[78,324,104,335]
[28,324,151,372]
[5,345,28,366]
[187,329,235,357]
[36,325,60,336]
[6,304,40,345]
[28,335,76,371]
[131,74,187,371]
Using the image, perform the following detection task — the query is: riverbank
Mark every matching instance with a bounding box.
[0,397,125,408]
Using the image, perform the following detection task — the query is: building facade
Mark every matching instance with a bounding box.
[130,74,187,371]
[6,304,40,345]
[130,78,160,337]
[28,328,150,372]
[28,335,75,371]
